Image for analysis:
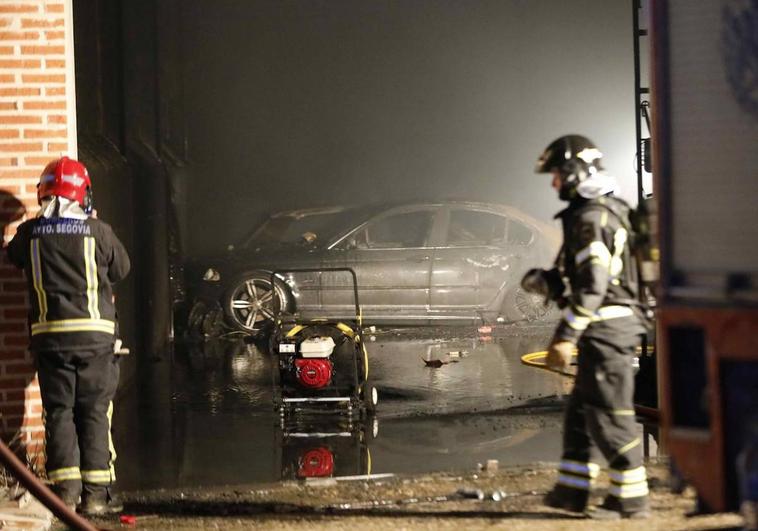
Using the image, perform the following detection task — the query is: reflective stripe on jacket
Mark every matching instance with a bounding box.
[553,195,644,343]
[7,216,130,351]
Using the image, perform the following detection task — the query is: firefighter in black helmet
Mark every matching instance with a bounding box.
[526,135,650,519]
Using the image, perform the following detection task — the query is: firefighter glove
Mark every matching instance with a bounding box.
[547,340,575,371]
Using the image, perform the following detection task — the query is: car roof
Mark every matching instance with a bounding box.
[268,199,531,218]
[265,200,559,245]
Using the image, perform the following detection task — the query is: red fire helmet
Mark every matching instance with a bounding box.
[37,156,92,210]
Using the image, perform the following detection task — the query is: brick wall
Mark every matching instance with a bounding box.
[0,0,76,462]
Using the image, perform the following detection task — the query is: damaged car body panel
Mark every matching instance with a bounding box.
[183,201,561,335]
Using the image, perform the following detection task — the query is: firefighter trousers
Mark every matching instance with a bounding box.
[36,346,120,499]
[551,334,649,512]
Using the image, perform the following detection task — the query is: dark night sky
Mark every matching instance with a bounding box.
[181,0,640,256]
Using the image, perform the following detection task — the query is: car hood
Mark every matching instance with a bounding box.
[185,242,324,281]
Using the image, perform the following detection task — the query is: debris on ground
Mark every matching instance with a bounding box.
[422,358,448,367]
[0,488,53,531]
[46,460,744,530]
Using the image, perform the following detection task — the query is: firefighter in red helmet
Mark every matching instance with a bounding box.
[524,135,650,519]
[7,156,130,515]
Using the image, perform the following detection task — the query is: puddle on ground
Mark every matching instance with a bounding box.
[113,324,656,492]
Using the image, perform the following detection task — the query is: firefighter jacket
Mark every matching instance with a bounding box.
[553,194,646,343]
[7,215,130,352]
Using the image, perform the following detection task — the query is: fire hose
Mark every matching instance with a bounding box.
[0,438,98,531]
[520,350,659,421]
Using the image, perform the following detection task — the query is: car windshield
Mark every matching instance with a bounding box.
[241,208,361,247]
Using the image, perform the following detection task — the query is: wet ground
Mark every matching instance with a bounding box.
[40,322,744,529]
[114,323,580,490]
[111,323,661,492]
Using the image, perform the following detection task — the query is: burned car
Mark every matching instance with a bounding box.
[183,201,561,335]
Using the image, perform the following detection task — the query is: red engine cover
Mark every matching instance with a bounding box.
[297,447,335,478]
[294,358,333,389]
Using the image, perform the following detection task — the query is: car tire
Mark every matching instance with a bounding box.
[501,286,553,323]
[222,271,293,334]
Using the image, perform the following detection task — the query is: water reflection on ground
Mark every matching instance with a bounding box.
[115,324,575,491]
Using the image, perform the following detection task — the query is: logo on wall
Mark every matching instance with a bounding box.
[722,0,758,121]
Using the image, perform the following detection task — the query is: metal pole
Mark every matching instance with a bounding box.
[633,0,644,205]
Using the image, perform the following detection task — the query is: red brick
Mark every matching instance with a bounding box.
[0,142,44,152]
[24,129,66,139]
[0,322,25,333]
[0,19,12,28]
[44,59,64,68]
[0,87,40,97]
[0,265,23,277]
[4,362,34,375]
[21,74,65,83]
[0,168,37,178]
[24,156,54,165]
[0,407,25,422]
[0,279,26,293]
[46,114,66,124]
[20,19,63,29]
[0,377,32,389]
[0,58,41,68]
[0,129,20,139]
[0,102,20,111]
[3,334,29,346]
[45,4,65,14]
[0,31,39,40]
[21,415,43,428]
[0,74,15,83]
[44,30,64,40]
[0,5,39,14]
[0,350,29,360]
[0,300,26,312]
[48,142,67,151]
[20,45,64,55]
[44,87,65,96]
[0,45,14,54]
[0,115,41,125]
[4,308,27,319]
[22,101,65,110]
[4,390,26,402]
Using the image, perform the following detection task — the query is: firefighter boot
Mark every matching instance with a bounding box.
[79,486,123,516]
[543,484,590,513]
[586,495,651,520]
[51,481,80,511]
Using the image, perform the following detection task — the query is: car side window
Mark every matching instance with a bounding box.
[506,219,533,245]
[356,210,435,249]
[446,210,507,246]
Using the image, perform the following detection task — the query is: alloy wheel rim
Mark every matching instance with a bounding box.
[230,279,282,330]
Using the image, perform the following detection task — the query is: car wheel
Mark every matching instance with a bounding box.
[223,272,293,334]
[501,286,552,323]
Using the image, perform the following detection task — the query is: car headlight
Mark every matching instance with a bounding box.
[202,268,221,282]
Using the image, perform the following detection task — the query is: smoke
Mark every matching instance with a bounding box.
[180,0,636,256]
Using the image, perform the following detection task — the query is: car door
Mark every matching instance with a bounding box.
[430,207,517,315]
[326,206,440,318]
